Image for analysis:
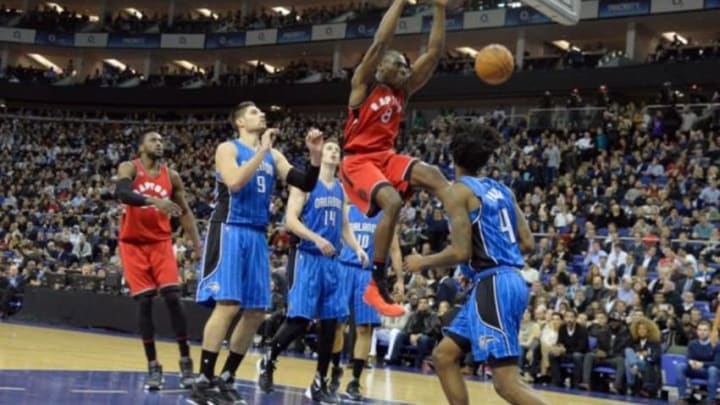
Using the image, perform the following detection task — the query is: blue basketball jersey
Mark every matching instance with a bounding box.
[298,179,344,254]
[338,205,380,266]
[459,176,524,275]
[210,139,275,227]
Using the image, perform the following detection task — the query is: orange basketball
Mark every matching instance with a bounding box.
[474,44,514,85]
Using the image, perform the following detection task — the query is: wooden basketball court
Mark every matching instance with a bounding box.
[0,323,659,404]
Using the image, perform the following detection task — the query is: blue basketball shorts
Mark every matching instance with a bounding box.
[196,222,270,310]
[445,266,529,363]
[342,263,380,325]
[287,249,348,320]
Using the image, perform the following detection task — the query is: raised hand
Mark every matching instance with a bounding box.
[305,128,324,165]
[261,128,278,152]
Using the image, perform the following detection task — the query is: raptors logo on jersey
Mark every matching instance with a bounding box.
[119,159,173,243]
[343,83,405,153]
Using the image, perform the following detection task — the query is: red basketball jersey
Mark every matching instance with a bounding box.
[119,159,173,243]
[343,84,405,153]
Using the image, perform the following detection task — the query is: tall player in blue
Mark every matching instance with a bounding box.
[331,206,402,400]
[258,140,368,403]
[191,101,324,405]
[404,122,549,405]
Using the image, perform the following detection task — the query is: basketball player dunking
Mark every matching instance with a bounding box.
[257,140,368,404]
[341,0,460,317]
[115,131,201,391]
[190,102,323,405]
[404,122,548,405]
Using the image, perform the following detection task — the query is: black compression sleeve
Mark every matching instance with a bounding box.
[286,164,320,192]
[115,178,150,206]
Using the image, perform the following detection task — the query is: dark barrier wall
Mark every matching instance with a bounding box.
[2,61,718,108]
[15,288,219,341]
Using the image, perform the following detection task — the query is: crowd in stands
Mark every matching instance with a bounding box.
[5,1,389,35]
[650,36,720,64]
[1,90,720,401]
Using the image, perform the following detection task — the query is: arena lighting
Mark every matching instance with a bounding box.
[195,8,219,19]
[104,58,126,70]
[124,7,143,19]
[271,7,290,16]
[173,60,205,74]
[552,40,581,52]
[88,15,99,22]
[455,47,478,57]
[45,2,64,13]
[26,53,63,73]
[247,60,277,73]
[661,31,688,45]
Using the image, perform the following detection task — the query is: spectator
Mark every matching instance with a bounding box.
[675,320,720,404]
[623,317,661,397]
[389,297,436,368]
[579,312,629,394]
[549,309,589,388]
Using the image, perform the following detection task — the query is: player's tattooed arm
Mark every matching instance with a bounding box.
[404,0,447,95]
[285,187,336,257]
[169,169,202,256]
[349,0,407,106]
[216,129,275,192]
[404,182,472,272]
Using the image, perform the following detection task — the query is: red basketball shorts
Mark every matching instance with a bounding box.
[340,150,418,216]
[119,239,180,296]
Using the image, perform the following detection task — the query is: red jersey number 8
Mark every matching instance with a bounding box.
[380,108,393,124]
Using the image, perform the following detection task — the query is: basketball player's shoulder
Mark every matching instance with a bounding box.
[215,140,238,159]
[449,180,474,200]
[117,160,137,177]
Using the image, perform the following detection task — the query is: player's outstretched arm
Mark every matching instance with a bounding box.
[349,0,407,103]
[285,187,336,257]
[341,199,369,267]
[404,183,472,272]
[169,169,201,254]
[271,128,323,192]
[513,195,535,254]
[404,0,447,95]
[216,129,275,192]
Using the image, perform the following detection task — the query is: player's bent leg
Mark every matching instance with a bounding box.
[159,286,193,388]
[307,319,340,404]
[329,323,345,393]
[491,359,550,405]
[434,334,470,405]
[363,184,406,317]
[136,291,164,391]
[408,162,452,208]
[192,301,246,405]
[347,324,373,400]
[258,317,311,393]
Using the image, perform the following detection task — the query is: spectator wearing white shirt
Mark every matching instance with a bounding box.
[607,243,629,272]
[553,204,575,228]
